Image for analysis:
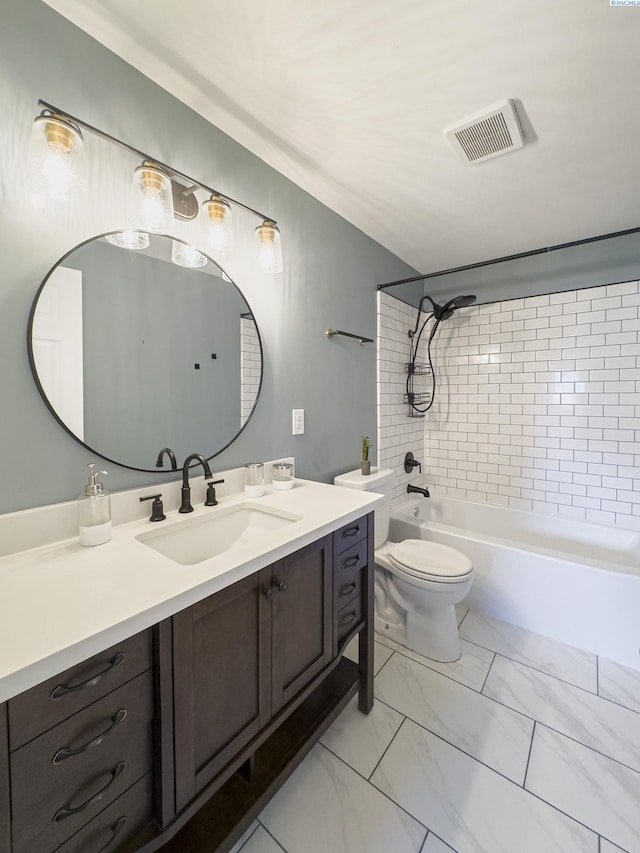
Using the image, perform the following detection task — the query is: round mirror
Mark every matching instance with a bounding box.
[28,233,263,472]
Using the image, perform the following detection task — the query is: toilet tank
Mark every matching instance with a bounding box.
[333,467,394,548]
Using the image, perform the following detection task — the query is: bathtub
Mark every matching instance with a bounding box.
[389,496,640,669]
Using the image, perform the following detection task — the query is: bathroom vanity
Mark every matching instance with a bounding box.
[0,478,379,853]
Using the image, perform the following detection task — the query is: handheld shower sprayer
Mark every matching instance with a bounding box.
[409,294,476,337]
[406,293,477,416]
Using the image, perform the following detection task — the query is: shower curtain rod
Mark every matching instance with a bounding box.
[377,225,640,290]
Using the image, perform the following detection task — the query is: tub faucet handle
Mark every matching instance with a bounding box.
[404,451,422,474]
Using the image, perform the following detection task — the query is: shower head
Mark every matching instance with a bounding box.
[409,293,476,337]
[438,294,477,321]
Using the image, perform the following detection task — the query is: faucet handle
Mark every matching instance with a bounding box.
[140,493,166,522]
[404,451,422,474]
[204,479,225,507]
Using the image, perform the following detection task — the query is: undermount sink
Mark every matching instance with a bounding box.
[135,502,302,565]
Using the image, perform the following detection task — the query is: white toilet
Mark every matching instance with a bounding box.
[334,467,473,662]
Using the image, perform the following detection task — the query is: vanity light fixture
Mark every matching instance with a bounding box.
[202,194,233,256]
[255,220,283,275]
[29,110,85,201]
[171,240,207,269]
[30,99,284,273]
[133,162,174,233]
[105,230,150,250]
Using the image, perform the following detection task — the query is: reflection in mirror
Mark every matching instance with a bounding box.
[28,234,262,472]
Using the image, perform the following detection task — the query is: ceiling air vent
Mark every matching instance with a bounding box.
[445,99,524,165]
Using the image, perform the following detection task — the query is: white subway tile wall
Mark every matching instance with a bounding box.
[378,281,640,529]
[240,316,261,426]
[377,291,431,504]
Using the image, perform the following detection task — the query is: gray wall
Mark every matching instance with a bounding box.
[74,240,245,469]
[0,0,418,513]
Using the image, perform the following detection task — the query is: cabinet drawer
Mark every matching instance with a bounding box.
[9,628,152,750]
[336,596,362,643]
[335,571,362,611]
[54,773,153,853]
[334,538,367,583]
[333,517,366,556]
[11,670,153,853]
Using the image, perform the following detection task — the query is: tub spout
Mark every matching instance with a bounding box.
[407,484,430,498]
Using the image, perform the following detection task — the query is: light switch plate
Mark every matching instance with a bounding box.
[292,409,304,435]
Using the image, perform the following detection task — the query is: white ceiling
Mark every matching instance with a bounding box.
[44,0,640,273]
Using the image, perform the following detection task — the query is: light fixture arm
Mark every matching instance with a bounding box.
[37,99,277,226]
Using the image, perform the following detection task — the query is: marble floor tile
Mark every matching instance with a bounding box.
[484,655,640,773]
[422,833,458,852]
[375,652,533,783]
[320,692,404,778]
[376,634,494,692]
[259,744,426,853]
[371,719,597,853]
[344,637,394,675]
[229,821,259,853]
[239,824,285,853]
[526,724,640,853]
[459,610,598,692]
[599,657,640,714]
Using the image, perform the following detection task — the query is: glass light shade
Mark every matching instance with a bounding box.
[105,230,150,250]
[29,114,85,201]
[202,195,233,256]
[132,164,173,233]
[171,240,207,269]
[255,221,283,274]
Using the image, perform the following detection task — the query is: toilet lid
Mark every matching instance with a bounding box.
[388,539,472,581]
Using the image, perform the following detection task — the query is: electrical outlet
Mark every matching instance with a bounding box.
[292,409,304,435]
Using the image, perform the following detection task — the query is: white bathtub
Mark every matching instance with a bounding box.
[389,496,640,669]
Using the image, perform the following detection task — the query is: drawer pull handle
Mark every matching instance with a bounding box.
[341,525,360,539]
[339,611,357,629]
[96,815,128,853]
[50,653,125,700]
[341,555,360,571]
[52,709,127,765]
[53,761,126,822]
[339,582,357,599]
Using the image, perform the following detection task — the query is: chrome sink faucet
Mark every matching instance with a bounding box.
[179,454,213,513]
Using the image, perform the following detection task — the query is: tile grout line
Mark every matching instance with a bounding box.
[257,819,289,853]
[366,713,409,782]
[236,822,261,852]
[456,633,600,697]
[522,720,536,790]
[534,720,640,779]
[390,717,604,844]
[375,637,491,693]
[374,647,396,679]
[317,739,430,841]
[479,650,497,694]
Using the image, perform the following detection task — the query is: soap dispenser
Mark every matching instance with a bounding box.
[78,463,112,546]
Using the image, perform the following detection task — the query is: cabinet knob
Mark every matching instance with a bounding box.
[263,587,276,601]
[277,579,288,593]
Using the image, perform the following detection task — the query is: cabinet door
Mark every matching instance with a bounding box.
[271,535,333,715]
[173,569,271,812]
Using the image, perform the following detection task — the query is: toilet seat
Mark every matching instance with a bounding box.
[387,539,472,584]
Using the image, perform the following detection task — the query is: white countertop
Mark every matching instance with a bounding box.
[0,479,382,703]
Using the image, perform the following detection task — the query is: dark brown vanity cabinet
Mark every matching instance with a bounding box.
[172,535,333,812]
[0,514,373,853]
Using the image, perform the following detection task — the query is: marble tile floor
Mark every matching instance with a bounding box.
[230,608,640,853]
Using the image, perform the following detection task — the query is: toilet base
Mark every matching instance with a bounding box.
[374,571,463,663]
